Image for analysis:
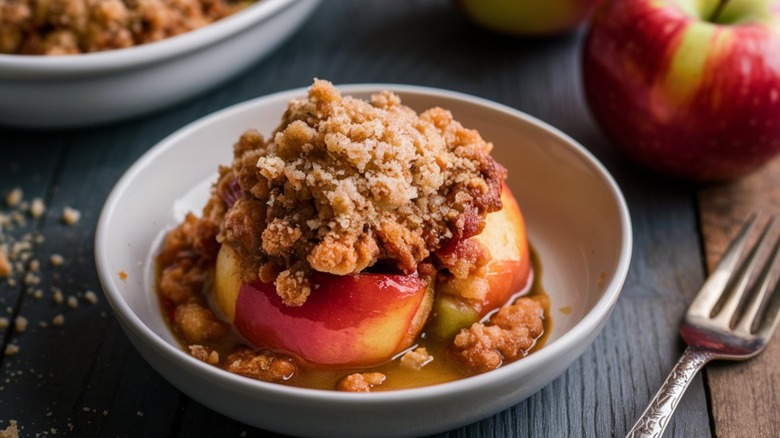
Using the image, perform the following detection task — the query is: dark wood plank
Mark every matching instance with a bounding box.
[698,156,780,438]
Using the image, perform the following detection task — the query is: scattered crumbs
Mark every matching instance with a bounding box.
[0,317,8,329]
[136,411,144,417]
[4,343,19,356]
[84,291,98,304]
[28,259,40,272]
[399,347,433,370]
[62,207,81,225]
[46,412,53,417]
[559,306,572,315]
[240,432,247,437]
[102,410,108,416]
[32,289,43,300]
[66,296,78,309]
[118,270,128,280]
[5,188,22,207]
[49,254,64,266]
[49,428,57,435]
[52,289,63,304]
[52,314,64,326]
[38,321,48,328]
[29,198,45,218]
[82,407,90,413]
[67,423,73,432]
[14,316,27,333]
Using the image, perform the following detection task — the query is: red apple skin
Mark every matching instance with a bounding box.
[457,0,602,37]
[233,273,432,366]
[583,0,780,181]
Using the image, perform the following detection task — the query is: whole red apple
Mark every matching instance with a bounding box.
[582,0,780,181]
[457,0,602,37]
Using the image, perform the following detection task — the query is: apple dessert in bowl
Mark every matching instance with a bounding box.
[155,79,548,391]
[96,81,630,436]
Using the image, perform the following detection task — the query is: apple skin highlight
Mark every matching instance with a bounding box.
[582,0,780,181]
[457,0,601,37]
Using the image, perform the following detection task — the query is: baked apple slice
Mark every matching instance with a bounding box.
[215,244,434,366]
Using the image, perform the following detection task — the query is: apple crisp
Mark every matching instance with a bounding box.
[0,0,252,55]
[210,79,506,306]
[154,80,550,391]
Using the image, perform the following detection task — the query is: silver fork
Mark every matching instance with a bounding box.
[626,214,780,438]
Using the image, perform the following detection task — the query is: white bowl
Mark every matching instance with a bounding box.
[0,0,320,129]
[95,84,632,437]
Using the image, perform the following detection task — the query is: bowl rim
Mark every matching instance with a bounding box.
[0,0,300,74]
[95,83,633,404]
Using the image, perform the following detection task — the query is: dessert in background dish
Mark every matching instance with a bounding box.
[155,79,549,391]
[0,0,253,55]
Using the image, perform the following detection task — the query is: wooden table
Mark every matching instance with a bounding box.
[1,1,778,436]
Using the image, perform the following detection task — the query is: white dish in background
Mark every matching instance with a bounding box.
[0,0,320,129]
[95,84,632,438]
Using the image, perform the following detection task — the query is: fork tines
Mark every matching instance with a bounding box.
[689,214,780,335]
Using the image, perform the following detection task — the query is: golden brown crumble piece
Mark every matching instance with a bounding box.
[0,0,252,55]
[0,420,19,438]
[399,347,433,370]
[62,206,81,225]
[157,212,220,304]
[211,79,506,306]
[174,301,229,344]
[337,372,386,392]
[453,297,544,373]
[224,346,296,382]
[189,344,220,365]
[4,343,19,356]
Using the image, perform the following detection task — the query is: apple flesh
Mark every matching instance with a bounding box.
[215,244,434,366]
[472,184,531,315]
[428,185,531,339]
[456,0,602,37]
[582,0,780,181]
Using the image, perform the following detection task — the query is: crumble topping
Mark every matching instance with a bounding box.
[0,0,252,55]
[208,79,506,306]
[337,372,386,392]
[453,297,544,373]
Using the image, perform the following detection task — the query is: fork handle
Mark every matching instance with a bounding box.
[625,347,715,438]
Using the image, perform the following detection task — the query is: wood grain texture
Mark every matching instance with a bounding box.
[698,156,780,438]
[0,1,729,437]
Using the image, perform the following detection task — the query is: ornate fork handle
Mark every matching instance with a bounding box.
[626,347,715,438]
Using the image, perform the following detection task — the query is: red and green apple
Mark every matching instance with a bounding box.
[583,0,780,181]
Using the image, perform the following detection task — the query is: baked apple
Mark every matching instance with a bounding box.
[215,244,434,366]
[214,184,530,365]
